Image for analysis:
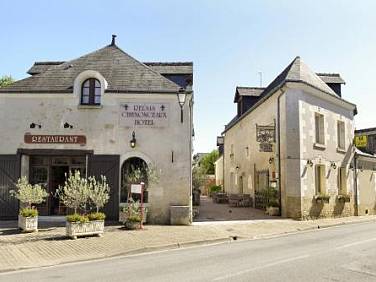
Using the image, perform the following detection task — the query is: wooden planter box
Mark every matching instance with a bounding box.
[66,220,104,239]
[18,215,38,232]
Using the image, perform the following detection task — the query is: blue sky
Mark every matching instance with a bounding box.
[1,1,375,153]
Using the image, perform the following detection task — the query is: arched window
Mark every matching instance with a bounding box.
[81,78,101,105]
[121,157,149,203]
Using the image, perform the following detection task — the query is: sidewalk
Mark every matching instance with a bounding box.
[1,215,376,273]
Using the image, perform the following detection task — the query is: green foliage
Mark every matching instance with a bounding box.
[192,166,205,190]
[0,75,14,87]
[126,163,160,185]
[10,176,48,208]
[66,213,89,223]
[88,175,110,212]
[209,185,222,194]
[199,150,219,175]
[19,207,38,217]
[88,212,106,221]
[122,199,142,223]
[263,187,279,208]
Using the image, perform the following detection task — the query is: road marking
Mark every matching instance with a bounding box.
[212,254,310,281]
[336,237,376,249]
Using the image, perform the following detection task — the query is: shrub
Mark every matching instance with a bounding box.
[10,177,48,208]
[88,175,110,213]
[19,207,38,217]
[88,212,106,221]
[267,200,279,208]
[127,214,142,222]
[209,185,222,194]
[66,213,89,223]
[122,199,142,224]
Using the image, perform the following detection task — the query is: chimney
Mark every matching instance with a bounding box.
[111,34,117,46]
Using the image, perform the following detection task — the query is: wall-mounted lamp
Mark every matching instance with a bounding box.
[268,157,274,164]
[64,122,73,129]
[306,159,313,167]
[29,123,41,129]
[130,131,136,148]
[235,165,240,171]
[177,88,187,123]
[330,162,337,170]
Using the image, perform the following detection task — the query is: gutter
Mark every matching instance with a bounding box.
[353,152,359,216]
[276,87,286,216]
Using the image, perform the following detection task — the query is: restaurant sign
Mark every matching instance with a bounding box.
[120,103,169,128]
[24,134,86,145]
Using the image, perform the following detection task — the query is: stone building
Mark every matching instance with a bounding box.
[220,56,376,219]
[0,36,194,224]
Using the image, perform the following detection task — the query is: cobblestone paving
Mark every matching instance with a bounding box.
[1,215,376,273]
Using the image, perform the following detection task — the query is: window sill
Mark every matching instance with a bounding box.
[313,143,326,150]
[336,148,346,154]
[78,105,103,109]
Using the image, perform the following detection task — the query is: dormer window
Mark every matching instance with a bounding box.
[81,78,101,105]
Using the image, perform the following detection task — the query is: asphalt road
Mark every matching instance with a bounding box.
[1,221,376,282]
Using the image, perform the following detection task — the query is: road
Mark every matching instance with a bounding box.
[1,221,376,282]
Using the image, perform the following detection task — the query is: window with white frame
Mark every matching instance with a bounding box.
[337,121,345,150]
[315,165,326,194]
[315,113,325,145]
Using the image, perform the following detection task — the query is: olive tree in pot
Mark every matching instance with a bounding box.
[120,163,159,224]
[10,177,48,232]
[57,171,110,239]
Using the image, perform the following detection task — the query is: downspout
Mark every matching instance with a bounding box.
[353,152,358,216]
[277,87,286,216]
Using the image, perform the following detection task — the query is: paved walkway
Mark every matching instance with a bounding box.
[1,215,376,273]
[195,196,276,221]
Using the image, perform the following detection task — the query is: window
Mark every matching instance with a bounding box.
[315,165,326,194]
[337,121,345,150]
[315,113,325,145]
[81,78,101,105]
[338,167,347,194]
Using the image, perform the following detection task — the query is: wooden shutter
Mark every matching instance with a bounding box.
[0,155,20,219]
[88,155,120,220]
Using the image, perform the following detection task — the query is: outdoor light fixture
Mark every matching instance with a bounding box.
[64,122,73,129]
[306,159,313,167]
[268,157,274,164]
[29,123,41,129]
[331,162,337,169]
[130,131,136,148]
[177,88,187,123]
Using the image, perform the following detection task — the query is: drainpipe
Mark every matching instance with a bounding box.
[353,152,359,216]
[276,87,286,216]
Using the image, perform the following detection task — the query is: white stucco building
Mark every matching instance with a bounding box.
[220,57,376,219]
[0,36,194,224]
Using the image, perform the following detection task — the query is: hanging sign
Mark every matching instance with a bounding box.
[24,134,86,145]
[120,103,170,128]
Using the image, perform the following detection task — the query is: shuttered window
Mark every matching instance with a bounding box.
[337,121,345,150]
[338,167,347,193]
[315,165,326,194]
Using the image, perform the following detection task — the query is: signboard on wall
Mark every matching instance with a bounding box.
[120,103,170,128]
[24,134,86,145]
[354,135,368,148]
[256,124,275,152]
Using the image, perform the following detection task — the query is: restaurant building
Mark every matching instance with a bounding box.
[0,36,194,224]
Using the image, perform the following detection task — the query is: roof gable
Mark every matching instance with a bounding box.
[0,45,181,94]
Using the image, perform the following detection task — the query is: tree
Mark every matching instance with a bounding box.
[199,150,219,175]
[0,75,14,87]
[88,175,110,212]
[10,176,48,209]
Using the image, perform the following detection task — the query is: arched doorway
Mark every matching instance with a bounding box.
[120,157,149,203]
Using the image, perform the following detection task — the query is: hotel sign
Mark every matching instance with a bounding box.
[120,103,169,128]
[24,134,86,145]
[354,135,367,148]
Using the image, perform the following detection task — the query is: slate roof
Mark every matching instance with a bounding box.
[144,62,193,74]
[234,87,264,102]
[0,44,181,94]
[27,61,65,75]
[224,56,356,133]
[317,73,345,84]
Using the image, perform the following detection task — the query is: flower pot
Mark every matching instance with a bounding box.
[18,215,38,232]
[66,220,104,239]
[125,221,141,230]
[119,205,148,224]
[266,207,280,216]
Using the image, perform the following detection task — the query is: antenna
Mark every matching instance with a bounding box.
[258,71,263,87]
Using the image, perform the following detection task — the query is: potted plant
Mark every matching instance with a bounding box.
[337,193,351,203]
[10,177,48,232]
[57,171,110,239]
[314,193,330,204]
[266,200,280,216]
[122,199,142,230]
